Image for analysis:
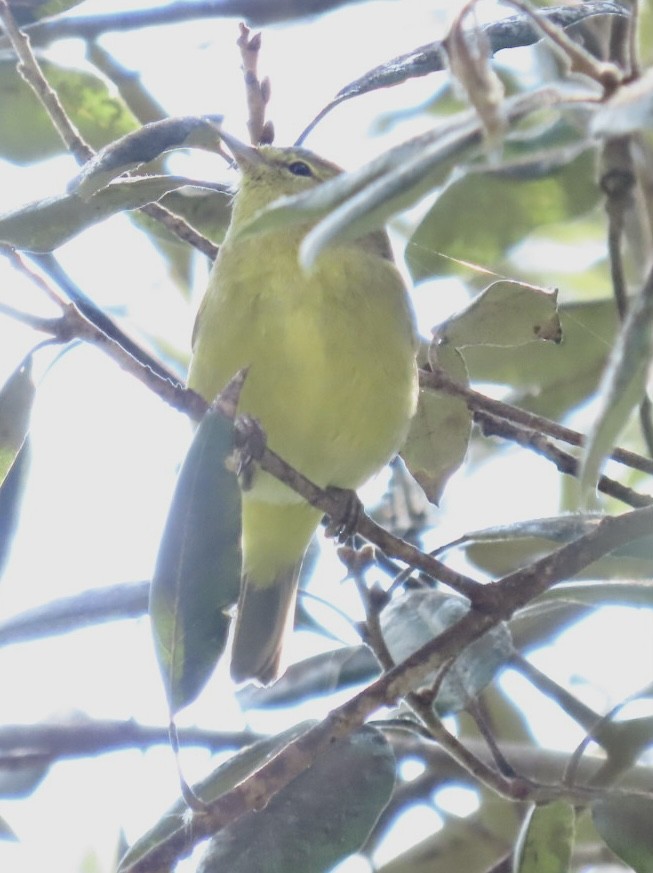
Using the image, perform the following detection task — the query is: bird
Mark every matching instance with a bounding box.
[187,131,418,684]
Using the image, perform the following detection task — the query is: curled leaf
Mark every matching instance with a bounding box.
[402,345,471,504]
[381,589,513,713]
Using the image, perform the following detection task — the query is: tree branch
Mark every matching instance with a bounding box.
[420,367,653,476]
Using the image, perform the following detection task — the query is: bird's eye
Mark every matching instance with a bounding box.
[287,160,313,177]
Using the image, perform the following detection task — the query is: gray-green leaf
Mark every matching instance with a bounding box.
[150,403,241,713]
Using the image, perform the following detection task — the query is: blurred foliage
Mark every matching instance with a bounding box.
[0,2,652,873]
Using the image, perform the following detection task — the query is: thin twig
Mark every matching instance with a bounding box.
[237,23,274,145]
[476,410,653,508]
[420,367,653,476]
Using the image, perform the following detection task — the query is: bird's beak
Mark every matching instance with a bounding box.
[219,130,264,169]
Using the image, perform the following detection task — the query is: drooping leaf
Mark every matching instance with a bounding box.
[381,589,513,713]
[402,345,471,504]
[406,148,600,283]
[295,1,626,143]
[149,403,241,713]
[119,722,315,873]
[514,801,575,873]
[592,795,653,873]
[0,57,137,163]
[0,357,35,488]
[436,281,561,348]
[197,726,395,873]
[580,285,653,500]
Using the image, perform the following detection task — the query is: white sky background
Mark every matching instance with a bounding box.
[0,1,652,871]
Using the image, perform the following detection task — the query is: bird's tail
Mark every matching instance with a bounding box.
[230,563,300,685]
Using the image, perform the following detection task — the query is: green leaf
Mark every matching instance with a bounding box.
[0,357,35,488]
[381,589,513,713]
[406,149,600,283]
[0,439,31,578]
[237,645,380,710]
[9,0,86,24]
[514,801,575,873]
[119,722,315,873]
[0,57,137,163]
[461,299,619,420]
[461,515,653,581]
[0,815,17,842]
[436,281,561,348]
[0,176,205,252]
[149,404,241,713]
[402,345,471,504]
[70,115,223,198]
[593,795,653,873]
[197,726,395,873]
[580,286,653,500]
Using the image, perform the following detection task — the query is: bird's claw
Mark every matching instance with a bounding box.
[324,486,363,541]
[233,414,266,490]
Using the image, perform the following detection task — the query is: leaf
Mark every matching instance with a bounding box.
[0,57,137,163]
[237,645,380,710]
[197,726,395,873]
[0,815,17,842]
[0,758,50,798]
[149,404,241,713]
[514,801,575,873]
[9,0,85,23]
[0,175,208,252]
[402,345,471,504]
[436,281,561,348]
[461,298,619,420]
[381,589,513,713]
[70,115,224,198]
[119,723,316,873]
[592,795,653,873]
[460,515,653,581]
[0,439,31,578]
[406,148,600,283]
[580,285,653,499]
[0,357,35,488]
[245,89,583,268]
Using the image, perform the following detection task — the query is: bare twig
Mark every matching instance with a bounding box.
[0,720,260,762]
[237,23,274,145]
[420,367,653,476]
[476,410,653,508]
[0,0,92,160]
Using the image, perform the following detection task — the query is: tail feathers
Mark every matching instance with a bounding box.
[230,564,300,685]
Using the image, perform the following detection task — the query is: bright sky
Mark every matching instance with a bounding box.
[0,2,651,872]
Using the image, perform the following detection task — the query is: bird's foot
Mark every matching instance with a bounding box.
[233,414,266,490]
[324,486,363,541]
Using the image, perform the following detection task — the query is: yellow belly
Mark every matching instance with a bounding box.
[188,232,417,504]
